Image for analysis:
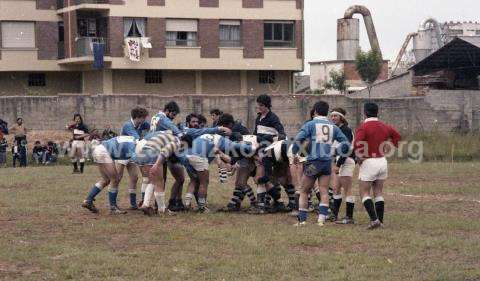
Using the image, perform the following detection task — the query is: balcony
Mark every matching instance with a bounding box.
[57,0,110,12]
[76,37,108,56]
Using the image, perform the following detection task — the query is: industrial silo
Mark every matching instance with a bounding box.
[337,18,360,61]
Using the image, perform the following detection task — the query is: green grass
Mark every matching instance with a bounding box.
[0,162,479,280]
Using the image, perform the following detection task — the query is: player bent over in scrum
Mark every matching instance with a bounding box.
[181,114,253,213]
[82,136,138,215]
[133,132,184,216]
[292,101,350,226]
[329,108,356,224]
[354,103,401,230]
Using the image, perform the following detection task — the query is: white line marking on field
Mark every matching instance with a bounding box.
[386,192,480,204]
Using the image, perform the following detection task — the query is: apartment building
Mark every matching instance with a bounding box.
[0,0,304,96]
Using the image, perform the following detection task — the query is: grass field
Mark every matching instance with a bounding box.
[0,162,479,281]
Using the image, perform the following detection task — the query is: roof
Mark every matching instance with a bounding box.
[411,37,480,74]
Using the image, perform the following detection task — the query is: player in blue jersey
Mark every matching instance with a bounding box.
[291,101,350,226]
[116,107,150,210]
[81,136,137,215]
[182,114,253,213]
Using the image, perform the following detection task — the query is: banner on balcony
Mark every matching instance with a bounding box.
[93,42,104,69]
[125,38,141,62]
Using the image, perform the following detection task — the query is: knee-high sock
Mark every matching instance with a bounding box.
[332,194,343,218]
[345,196,355,219]
[267,185,281,202]
[257,186,267,209]
[362,197,378,222]
[185,193,194,207]
[318,203,329,223]
[375,196,385,223]
[86,183,103,203]
[108,186,119,208]
[154,191,166,212]
[79,158,85,173]
[243,186,257,205]
[284,184,296,207]
[229,186,244,206]
[129,189,137,207]
[143,184,155,207]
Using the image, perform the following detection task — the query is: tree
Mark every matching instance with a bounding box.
[324,69,347,95]
[355,48,383,99]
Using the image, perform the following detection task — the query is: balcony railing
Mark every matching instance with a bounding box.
[75,0,109,4]
[166,39,198,47]
[75,37,108,57]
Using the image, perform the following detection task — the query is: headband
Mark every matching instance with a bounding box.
[330,111,346,119]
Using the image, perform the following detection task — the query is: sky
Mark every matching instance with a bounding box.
[303,0,480,73]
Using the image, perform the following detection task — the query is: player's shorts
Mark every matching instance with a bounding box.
[70,140,86,158]
[92,144,114,164]
[303,160,331,179]
[115,159,132,166]
[338,157,355,177]
[186,155,209,172]
[359,157,388,182]
[237,158,257,177]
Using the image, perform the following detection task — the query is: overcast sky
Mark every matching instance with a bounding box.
[304,0,480,73]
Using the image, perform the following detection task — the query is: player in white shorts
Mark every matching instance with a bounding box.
[330,108,356,224]
[354,103,401,230]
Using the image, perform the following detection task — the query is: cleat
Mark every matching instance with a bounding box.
[294,221,307,227]
[326,213,337,222]
[335,217,355,225]
[218,203,241,212]
[317,217,325,227]
[140,206,155,216]
[198,206,210,214]
[128,206,139,211]
[247,206,266,215]
[270,201,287,213]
[109,206,127,215]
[82,201,99,213]
[366,220,383,230]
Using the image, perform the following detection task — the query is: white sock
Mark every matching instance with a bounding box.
[185,193,194,207]
[141,177,148,193]
[154,191,166,213]
[143,184,155,207]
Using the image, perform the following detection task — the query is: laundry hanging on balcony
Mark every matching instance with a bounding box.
[93,42,104,69]
[125,37,141,62]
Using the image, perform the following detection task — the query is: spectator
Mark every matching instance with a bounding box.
[0,133,7,167]
[210,109,223,127]
[32,141,45,164]
[45,141,59,164]
[198,114,207,129]
[102,125,117,140]
[10,118,27,166]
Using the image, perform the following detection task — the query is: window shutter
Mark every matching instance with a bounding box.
[2,22,35,48]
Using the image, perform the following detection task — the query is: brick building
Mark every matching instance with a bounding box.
[0,0,304,95]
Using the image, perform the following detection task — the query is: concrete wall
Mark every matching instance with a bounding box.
[112,70,196,95]
[247,70,292,95]
[2,91,478,137]
[0,72,82,96]
[351,72,413,98]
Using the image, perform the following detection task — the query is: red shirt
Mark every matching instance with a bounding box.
[354,118,401,158]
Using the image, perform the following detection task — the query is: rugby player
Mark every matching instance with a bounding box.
[81,135,137,214]
[292,101,350,226]
[354,103,401,230]
[66,114,89,174]
[116,107,150,210]
[329,108,356,224]
[181,114,252,213]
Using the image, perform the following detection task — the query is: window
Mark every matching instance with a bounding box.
[124,18,146,38]
[166,19,198,47]
[264,22,294,47]
[1,22,35,48]
[219,20,241,47]
[28,73,46,87]
[78,18,98,37]
[259,71,275,84]
[145,70,162,84]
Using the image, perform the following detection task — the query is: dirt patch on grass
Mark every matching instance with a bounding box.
[0,260,40,277]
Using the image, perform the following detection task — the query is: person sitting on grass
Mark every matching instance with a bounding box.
[32,141,45,164]
[45,141,59,164]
